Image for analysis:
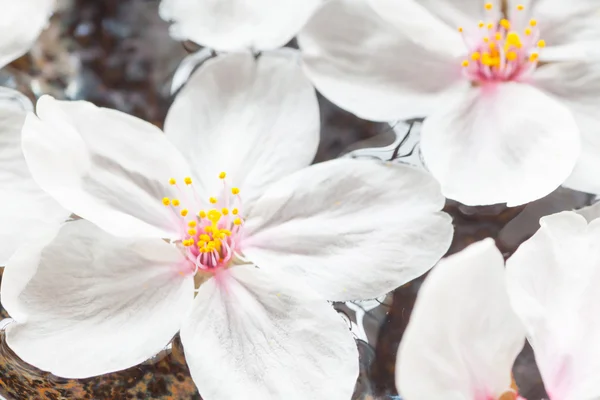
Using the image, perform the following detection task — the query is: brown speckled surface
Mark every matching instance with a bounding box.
[0,1,593,399]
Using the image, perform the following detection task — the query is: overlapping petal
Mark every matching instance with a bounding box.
[181,264,358,400]
[1,219,194,378]
[534,62,600,195]
[421,82,580,206]
[506,212,600,400]
[0,88,68,265]
[159,0,322,51]
[298,0,464,121]
[164,51,319,203]
[243,158,453,302]
[0,0,55,68]
[397,239,525,400]
[22,96,191,239]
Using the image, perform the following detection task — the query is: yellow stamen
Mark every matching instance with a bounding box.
[458,27,464,33]
[487,23,493,30]
[184,176,192,185]
[483,36,490,43]
[208,209,222,222]
[234,218,242,226]
[529,52,539,62]
[500,19,511,30]
[506,51,518,61]
[199,210,207,218]
[231,187,240,195]
[529,19,537,27]
[485,2,493,10]
[232,208,239,215]
[221,229,232,236]
[471,52,481,61]
[172,199,180,207]
[188,228,197,236]
[162,197,170,206]
[489,42,497,50]
[537,40,546,48]
[188,220,197,228]
[209,197,217,204]
[506,32,522,47]
[461,60,470,67]
[222,208,229,215]
[169,178,176,185]
[517,4,524,11]
[524,27,532,35]
[180,209,188,217]
[219,172,226,179]
[478,21,485,28]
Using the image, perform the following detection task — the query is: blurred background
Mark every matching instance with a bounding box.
[0,1,593,399]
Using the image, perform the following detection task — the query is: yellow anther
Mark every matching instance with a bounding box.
[208,209,222,222]
[184,177,192,185]
[162,197,170,206]
[483,36,490,43]
[199,210,207,218]
[231,187,240,195]
[205,226,213,233]
[529,52,539,62]
[169,178,176,185]
[494,32,502,41]
[485,2,493,10]
[471,52,481,61]
[506,51,518,61]
[232,208,239,215]
[506,32,522,47]
[188,220,197,228]
[209,197,218,204]
[489,42,497,50]
[478,21,485,28]
[458,27,464,33]
[234,218,242,226]
[500,19,511,30]
[172,199,180,207]
[219,172,226,179]
[222,208,229,215]
[188,228,197,236]
[524,27,532,35]
[461,60,470,67]
[529,19,537,27]
[180,209,188,217]
[200,234,211,242]
[537,40,546,48]
[487,23,493,30]
[221,229,232,236]
[517,4,524,11]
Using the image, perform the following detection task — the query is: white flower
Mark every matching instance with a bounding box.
[159,0,323,52]
[0,0,55,68]
[2,51,453,399]
[397,212,600,399]
[396,239,526,399]
[0,87,69,265]
[299,0,600,206]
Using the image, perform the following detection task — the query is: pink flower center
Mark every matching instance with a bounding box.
[162,172,244,273]
[459,3,545,83]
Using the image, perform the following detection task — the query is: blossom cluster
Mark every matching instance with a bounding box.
[0,0,599,399]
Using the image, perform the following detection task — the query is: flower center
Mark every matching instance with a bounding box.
[162,172,244,273]
[459,3,545,83]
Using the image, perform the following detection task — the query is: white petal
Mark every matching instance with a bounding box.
[397,239,525,400]
[0,0,54,68]
[298,0,465,122]
[506,211,600,400]
[243,158,453,302]
[164,51,319,203]
[533,62,600,195]
[421,82,580,206]
[180,264,358,400]
[402,0,500,29]
[159,0,322,51]
[1,219,194,378]
[22,96,191,239]
[577,201,600,223]
[0,90,68,265]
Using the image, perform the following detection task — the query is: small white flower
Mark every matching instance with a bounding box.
[159,0,323,52]
[299,0,600,206]
[2,51,453,399]
[398,212,600,399]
